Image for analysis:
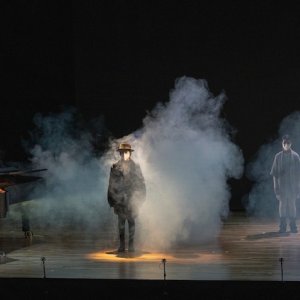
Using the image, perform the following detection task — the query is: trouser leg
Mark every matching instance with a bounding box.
[128,217,135,252]
[278,198,287,232]
[287,197,298,232]
[279,199,287,218]
[282,197,298,233]
[287,197,297,218]
[118,215,126,252]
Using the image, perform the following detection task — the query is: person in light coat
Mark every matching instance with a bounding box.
[270,135,300,233]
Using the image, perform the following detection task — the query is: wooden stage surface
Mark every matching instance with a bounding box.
[0,211,300,282]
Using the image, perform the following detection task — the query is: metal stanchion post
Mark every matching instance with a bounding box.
[160,258,168,296]
[279,257,284,282]
[162,258,167,281]
[41,257,46,278]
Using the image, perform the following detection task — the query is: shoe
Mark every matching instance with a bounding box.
[279,217,287,233]
[290,225,298,233]
[117,246,125,252]
[290,218,298,233]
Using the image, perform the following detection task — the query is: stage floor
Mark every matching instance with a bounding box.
[0,211,299,281]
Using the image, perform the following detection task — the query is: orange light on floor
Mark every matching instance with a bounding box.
[86,250,224,264]
[86,251,174,263]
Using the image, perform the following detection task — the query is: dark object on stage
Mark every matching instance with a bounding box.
[0,168,47,218]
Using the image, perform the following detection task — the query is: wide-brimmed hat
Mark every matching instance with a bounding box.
[117,143,134,152]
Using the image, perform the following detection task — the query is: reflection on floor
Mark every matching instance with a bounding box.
[0,211,300,281]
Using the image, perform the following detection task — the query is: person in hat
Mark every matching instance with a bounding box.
[270,135,300,233]
[107,142,146,252]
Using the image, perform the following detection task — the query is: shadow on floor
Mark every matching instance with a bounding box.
[106,250,150,258]
[245,231,290,240]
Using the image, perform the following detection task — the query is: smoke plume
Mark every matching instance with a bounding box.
[8,108,113,236]
[104,76,244,250]
[10,76,244,251]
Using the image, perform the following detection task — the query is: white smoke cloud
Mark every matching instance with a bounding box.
[11,76,244,251]
[245,111,300,218]
[104,76,244,250]
[10,108,114,236]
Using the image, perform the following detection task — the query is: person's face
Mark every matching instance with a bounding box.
[282,140,292,151]
[119,150,131,161]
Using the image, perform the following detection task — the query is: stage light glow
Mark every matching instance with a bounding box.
[86,250,225,264]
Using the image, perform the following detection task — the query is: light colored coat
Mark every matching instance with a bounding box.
[270,149,300,199]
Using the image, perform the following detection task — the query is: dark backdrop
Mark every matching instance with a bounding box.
[2,1,300,210]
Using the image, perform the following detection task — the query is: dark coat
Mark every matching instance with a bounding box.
[270,149,300,198]
[107,159,146,218]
